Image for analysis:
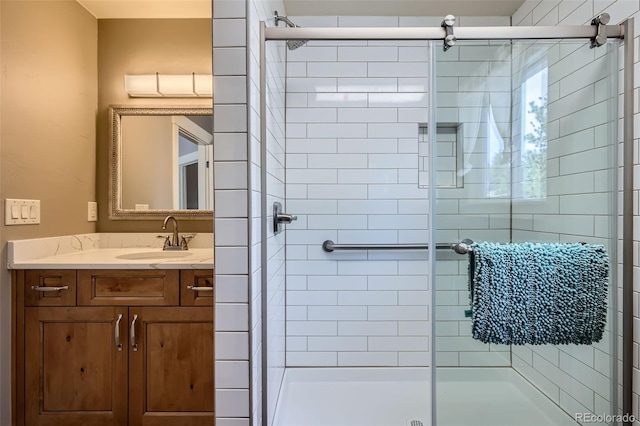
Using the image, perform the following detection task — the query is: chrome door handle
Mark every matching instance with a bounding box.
[31,285,69,292]
[276,213,297,224]
[186,285,214,292]
[130,314,138,352]
[273,201,298,235]
[115,314,123,351]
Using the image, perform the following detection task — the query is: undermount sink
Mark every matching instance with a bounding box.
[115,251,193,260]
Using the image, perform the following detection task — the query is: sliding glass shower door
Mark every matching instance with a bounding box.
[434,40,620,425]
[263,22,622,426]
[271,35,436,426]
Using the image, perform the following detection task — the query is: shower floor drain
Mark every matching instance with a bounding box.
[405,420,425,426]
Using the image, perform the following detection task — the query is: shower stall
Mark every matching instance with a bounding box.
[259,15,633,426]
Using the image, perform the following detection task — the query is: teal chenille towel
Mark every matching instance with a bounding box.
[470,242,609,345]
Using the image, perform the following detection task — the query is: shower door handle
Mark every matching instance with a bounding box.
[276,213,297,224]
[273,202,297,234]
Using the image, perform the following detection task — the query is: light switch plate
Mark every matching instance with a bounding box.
[5,199,40,225]
[88,201,98,222]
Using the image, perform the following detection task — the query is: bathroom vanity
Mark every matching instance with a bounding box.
[9,234,215,426]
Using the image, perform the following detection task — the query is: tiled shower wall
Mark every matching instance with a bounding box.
[281,15,514,368]
[213,1,285,425]
[510,0,640,422]
[248,2,287,426]
[284,16,432,367]
[247,1,287,424]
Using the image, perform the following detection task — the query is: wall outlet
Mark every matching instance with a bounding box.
[5,199,40,225]
[88,201,98,222]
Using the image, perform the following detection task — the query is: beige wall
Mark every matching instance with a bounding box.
[121,115,174,209]
[0,1,98,422]
[1,1,98,240]
[97,19,213,232]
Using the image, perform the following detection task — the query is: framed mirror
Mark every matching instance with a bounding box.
[109,106,213,219]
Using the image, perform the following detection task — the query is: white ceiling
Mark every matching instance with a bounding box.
[76,0,525,19]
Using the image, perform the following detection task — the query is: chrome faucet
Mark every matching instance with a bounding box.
[163,216,180,247]
[159,216,194,250]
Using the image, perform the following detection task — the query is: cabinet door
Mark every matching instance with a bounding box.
[129,307,214,426]
[25,307,128,426]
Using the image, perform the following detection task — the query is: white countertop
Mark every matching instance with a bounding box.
[8,248,214,270]
[7,233,214,270]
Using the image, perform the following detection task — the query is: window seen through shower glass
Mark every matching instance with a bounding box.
[519,67,549,199]
[487,105,510,198]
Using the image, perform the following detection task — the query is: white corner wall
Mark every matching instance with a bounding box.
[213,1,286,426]
[212,1,252,424]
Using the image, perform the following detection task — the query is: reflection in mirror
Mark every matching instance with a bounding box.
[110,106,213,219]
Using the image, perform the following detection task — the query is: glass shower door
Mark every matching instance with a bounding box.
[268,36,436,426]
[434,40,619,426]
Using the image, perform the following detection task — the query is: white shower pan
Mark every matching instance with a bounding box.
[272,367,577,426]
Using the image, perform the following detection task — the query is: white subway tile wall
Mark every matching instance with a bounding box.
[284,16,432,367]
[512,0,640,422]
[214,1,286,426]
[248,1,287,426]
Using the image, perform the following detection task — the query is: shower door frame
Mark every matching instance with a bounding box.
[258,19,633,426]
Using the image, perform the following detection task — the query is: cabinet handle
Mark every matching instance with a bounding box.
[130,314,138,352]
[31,285,69,292]
[186,285,214,292]
[114,314,123,351]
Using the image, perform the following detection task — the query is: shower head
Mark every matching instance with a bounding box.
[287,39,308,50]
[274,11,308,50]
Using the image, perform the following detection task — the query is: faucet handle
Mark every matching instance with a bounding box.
[156,235,170,249]
[180,234,195,250]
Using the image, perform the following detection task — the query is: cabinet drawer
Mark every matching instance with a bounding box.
[77,270,179,306]
[180,270,214,306]
[24,270,77,306]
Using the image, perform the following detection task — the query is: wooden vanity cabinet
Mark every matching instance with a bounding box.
[13,269,214,426]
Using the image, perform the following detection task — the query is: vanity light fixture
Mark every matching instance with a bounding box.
[124,73,212,98]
